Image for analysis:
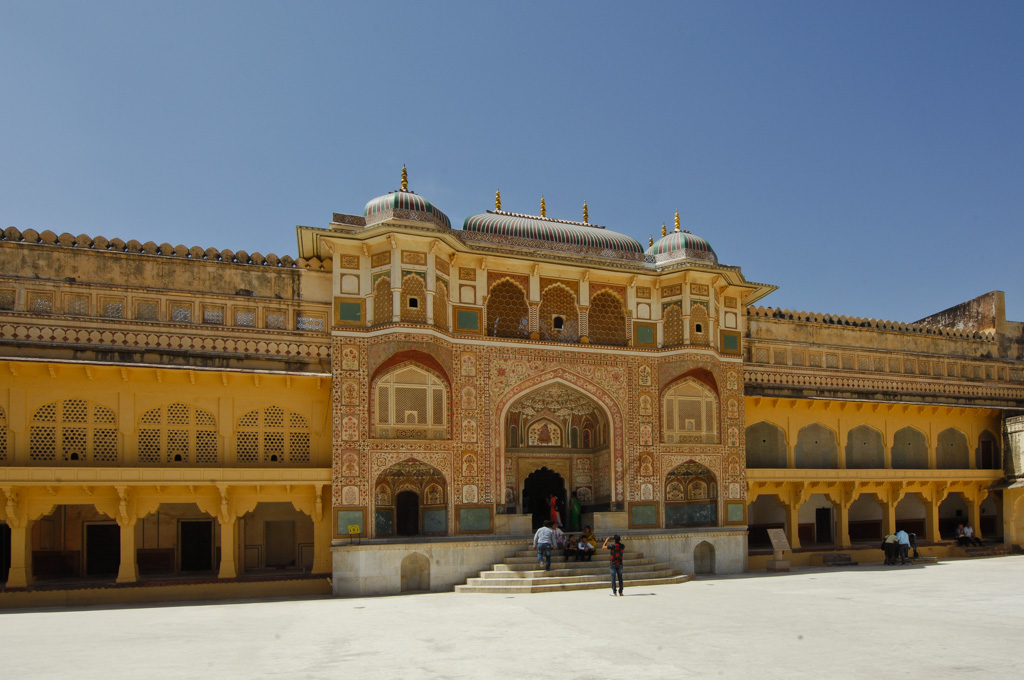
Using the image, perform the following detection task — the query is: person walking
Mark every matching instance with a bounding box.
[603,534,625,596]
[533,520,554,571]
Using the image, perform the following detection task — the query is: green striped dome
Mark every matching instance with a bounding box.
[363,191,451,229]
[462,212,644,255]
[645,230,717,265]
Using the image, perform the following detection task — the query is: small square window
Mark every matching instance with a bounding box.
[234,308,256,327]
[297,316,325,331]
[553,315,564,330]
[203,307,224,325]
[408,297,419,309]
[101,299,124,318]
[266,312,287,329]
[170,302,192,323]
[136,300,159,321]
[28,291,53,314]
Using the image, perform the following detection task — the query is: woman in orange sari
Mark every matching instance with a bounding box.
[548,494,561,527]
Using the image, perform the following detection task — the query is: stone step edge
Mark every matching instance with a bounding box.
[493,557,655,569]
[455,575,692,594]
[481,564,675,579]
[465,570,685,587]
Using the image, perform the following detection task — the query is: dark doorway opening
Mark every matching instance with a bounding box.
[815,507,833,545]
[85,524,120,577]
[980,440,996,470]
[1,522,11,582]
[180,520,214,572]
[522,467,566,531]
[265,520,296,569]
[396,491,420,536]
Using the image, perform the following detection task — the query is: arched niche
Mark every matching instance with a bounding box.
[892,427,928,469]
[936,428,969,469]
[662,377,719,445]
[976,430,1000,470]
[400,552,430,592]
[794,423,838,469]
[693,541,716,575]
[371,362,450,441]
[373,459,447,538]
[745,421,787,468]
[664,461,717,528]
[845,425,884,469]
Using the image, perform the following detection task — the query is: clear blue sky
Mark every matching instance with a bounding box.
[2,2,1022,322]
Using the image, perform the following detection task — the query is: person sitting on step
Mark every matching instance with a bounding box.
[563,534,578,561]
[579,526,597,561]
[963,524,983,547]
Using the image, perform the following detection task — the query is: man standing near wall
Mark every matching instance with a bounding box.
[895,528,911,565]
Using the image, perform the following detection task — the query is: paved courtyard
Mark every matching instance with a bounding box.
[3,556,1022,679]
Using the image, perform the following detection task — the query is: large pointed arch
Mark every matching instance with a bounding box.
[493,371,625,509]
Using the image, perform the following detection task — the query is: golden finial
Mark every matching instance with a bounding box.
[401,165,408,191]
[661,224,667,237]
[583,201,589,224]
[495,188,501,211]
[540,196,546,217]
[674,212,680,232]
[649,235,654,247]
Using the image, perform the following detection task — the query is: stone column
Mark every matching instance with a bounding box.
[312,513,332,574]
[835,500,851,549]
[116,518,139,583]
[968,493,984,540]
[6,521,34,588]
[882,497,896,536]
[925,496,941,543]
[218,516,239,579]
[785,500,802,550]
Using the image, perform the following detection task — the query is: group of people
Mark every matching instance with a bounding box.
[532,520,626,596]
[882,523,985,564]
[956,523,983,547]
[880,529,918,565]
[545,492,582,531]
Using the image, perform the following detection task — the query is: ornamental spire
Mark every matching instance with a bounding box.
[540,196,546,217]
[649,235,654,247]
[495,188,501,211]
[401,165,408,191]
[661,224,667,237]
[583,201,589,224]
[674,212,680,232]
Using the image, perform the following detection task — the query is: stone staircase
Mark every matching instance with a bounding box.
[455,546,691,594]
[952,543,1012,559]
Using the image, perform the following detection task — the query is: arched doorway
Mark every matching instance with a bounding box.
[694,541,716,574]
[504,380,612,520]
[523,467,566,530]
[373,459,448,538]
[401,552,430,592]
[396,491,420,536]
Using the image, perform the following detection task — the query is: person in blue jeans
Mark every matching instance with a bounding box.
[532,520,554,571]
[603,534,625,595]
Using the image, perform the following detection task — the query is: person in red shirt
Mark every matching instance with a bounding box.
[603,534,625,596]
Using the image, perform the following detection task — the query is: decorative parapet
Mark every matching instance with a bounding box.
[0,320,331,363]
[0,226,331,272]
[744,366,1024,408]
[747,305,993,341]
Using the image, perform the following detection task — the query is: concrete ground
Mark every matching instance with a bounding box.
[2,556,1022,680]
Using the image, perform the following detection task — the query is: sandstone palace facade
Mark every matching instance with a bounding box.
[2,171,1023,604]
